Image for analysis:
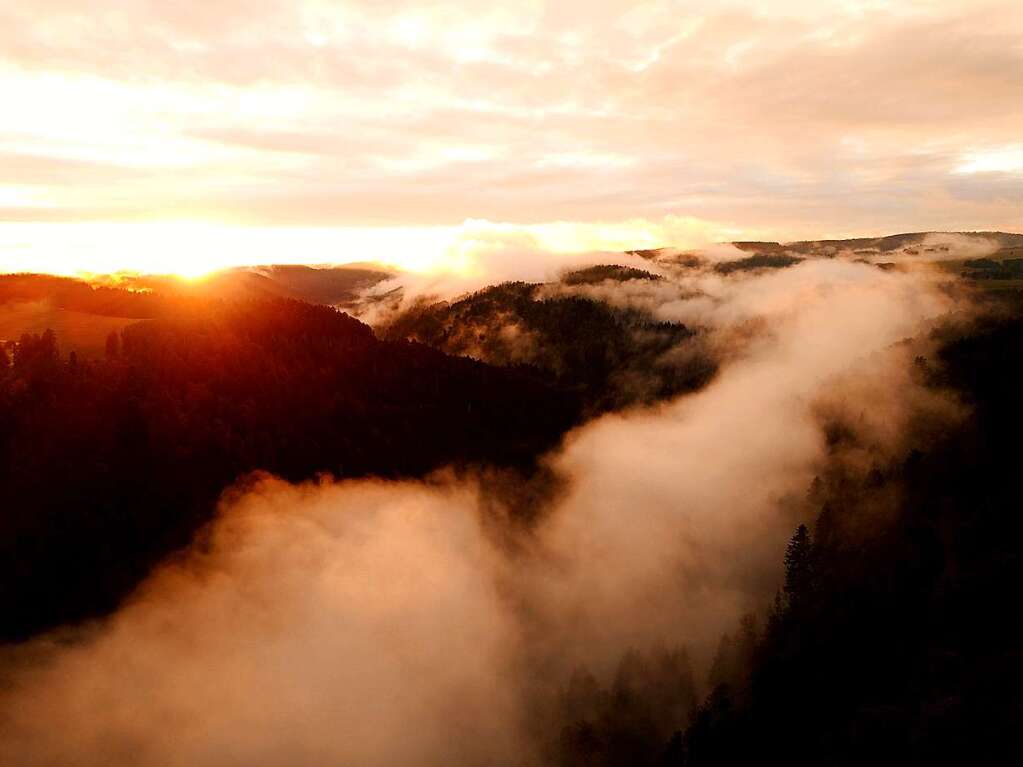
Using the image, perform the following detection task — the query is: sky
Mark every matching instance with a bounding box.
[1,0,1021,276]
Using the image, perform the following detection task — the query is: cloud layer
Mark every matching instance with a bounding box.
[1,1,1022,274]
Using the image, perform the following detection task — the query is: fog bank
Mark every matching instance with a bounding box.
[0,256,968,766]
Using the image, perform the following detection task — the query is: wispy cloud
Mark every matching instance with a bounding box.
[1,0,1021,273]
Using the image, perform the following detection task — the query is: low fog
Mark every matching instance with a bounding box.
[0,251,970,765]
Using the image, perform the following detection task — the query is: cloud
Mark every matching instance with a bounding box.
[522,259,959,667]
[0,215,741,279]
[1,0,1022,258]
[0,478,532,767]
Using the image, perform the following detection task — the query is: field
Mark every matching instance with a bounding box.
[0,300,138,359]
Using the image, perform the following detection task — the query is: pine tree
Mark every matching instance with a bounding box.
[766,590,785,635]
[784,524,814,607]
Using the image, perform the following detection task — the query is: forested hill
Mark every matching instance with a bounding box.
[548,295,1023,767]
[381,280,716,416]
[0,298,578,641]
[667,304,1023,765]
[0,266,392,321]
[0,273,196,319]
[728,231,1023,257]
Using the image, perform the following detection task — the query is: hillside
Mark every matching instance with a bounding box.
[0,266,392,358]
[115,264,393,305]
[381,279,716,415]
[663,304,1023,766]
[546,296,1023,766]
[624,231,1023,284]
[732,231,1023,257]
[0,300,138,359]
[0,298,578,641]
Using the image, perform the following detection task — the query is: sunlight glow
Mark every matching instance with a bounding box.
[0,222,454,279]
[0,217,735,280]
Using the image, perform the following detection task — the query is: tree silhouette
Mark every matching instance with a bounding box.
[783,524,814,607]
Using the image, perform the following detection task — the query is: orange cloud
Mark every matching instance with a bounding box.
[1,0,1021,274]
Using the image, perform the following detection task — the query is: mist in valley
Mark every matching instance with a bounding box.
[0,247,974,766]
[3,0,1023,760]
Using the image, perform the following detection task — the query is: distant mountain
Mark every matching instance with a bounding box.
[623,231,1023,278]
[381,278,715,415]
[731,231,1023,257]
[0,273,179,319]
[115,263,393,306]
[0,266,393,358]
[252,264,393,304]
